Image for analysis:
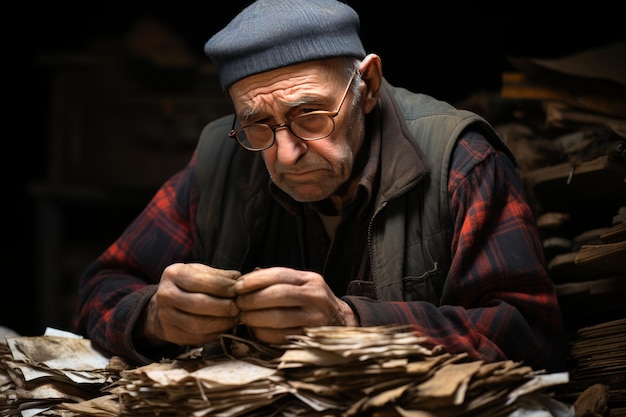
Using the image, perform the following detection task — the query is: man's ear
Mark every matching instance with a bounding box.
[359,54,383,114]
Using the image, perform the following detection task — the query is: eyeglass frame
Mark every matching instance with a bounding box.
[228,68,358,152]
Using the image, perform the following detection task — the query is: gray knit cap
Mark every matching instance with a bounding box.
[204,0,366,90]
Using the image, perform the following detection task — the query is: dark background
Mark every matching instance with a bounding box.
[4,1,624,336]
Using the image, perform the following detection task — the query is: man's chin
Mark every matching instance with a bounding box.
[281,185,333,203]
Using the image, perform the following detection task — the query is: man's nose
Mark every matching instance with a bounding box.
[273,128,307,164]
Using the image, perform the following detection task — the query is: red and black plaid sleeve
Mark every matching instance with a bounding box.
[348,131,567,372]
[73,162,202,363]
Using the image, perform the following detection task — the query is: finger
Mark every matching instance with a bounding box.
[236,283,312,310]
[187,264,241,298]
[147,289,241,346]
[235,267,307,294]
[163,313,240,345]
[181,294,241,317]
[165,263,240,298]
[157,279,240,317]
[187,263,241,280]
[169,310,238,334]
[239,307,316,329]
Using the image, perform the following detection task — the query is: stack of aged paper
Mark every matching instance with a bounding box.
[0,328,115,416]
[2,325,575,417]
[570,318,626,381]
[555,318,626,413]
[269,325,572,417]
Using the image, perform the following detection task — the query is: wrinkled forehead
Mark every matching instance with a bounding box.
[229,60,345,111]
[228,59,342,96]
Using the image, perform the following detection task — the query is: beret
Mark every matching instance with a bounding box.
[204,0,366,90]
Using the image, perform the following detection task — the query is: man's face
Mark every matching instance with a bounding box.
[229,61,365,206]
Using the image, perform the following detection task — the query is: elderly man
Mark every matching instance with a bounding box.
[74,0,566,371]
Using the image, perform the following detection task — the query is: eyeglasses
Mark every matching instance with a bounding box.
[228,69,357,151]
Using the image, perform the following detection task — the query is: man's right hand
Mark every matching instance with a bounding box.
[141,263,241,347]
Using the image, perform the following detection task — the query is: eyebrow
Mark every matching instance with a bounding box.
[238,94,328,123]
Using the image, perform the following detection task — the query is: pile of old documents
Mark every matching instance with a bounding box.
[0,328,115,416]
[2,325,575,417]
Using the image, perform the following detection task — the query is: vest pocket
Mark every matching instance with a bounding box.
[402,262,443,305]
